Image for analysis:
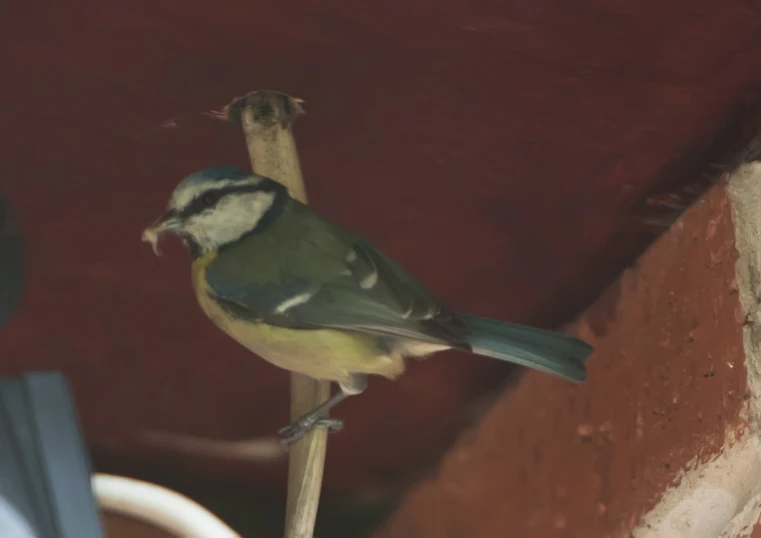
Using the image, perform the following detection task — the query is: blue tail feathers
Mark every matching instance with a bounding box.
[459,313,593,382]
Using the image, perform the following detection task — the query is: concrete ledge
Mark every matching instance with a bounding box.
[634,435,761,537]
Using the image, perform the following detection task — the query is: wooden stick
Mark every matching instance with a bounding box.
[226,91,329,538]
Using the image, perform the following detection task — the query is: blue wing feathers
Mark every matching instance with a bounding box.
[205,263,312,313]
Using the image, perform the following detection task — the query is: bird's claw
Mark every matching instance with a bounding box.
[278,417,344,449]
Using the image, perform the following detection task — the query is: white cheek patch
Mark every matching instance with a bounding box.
[201,191,277,247]
[238,191,277,223]
[171,184,278,253]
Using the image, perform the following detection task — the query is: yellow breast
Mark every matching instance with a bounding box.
[189,252,405,385]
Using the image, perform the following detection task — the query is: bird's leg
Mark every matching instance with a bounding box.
[279,374,367,448]
[279,390,346,447]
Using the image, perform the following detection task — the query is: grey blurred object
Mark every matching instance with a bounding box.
[0,372,105,538]
[0,196,23,329]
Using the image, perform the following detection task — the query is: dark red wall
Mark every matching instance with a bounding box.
[1,0,761,503]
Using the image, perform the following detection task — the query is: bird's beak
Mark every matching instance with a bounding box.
[141,209,182,256]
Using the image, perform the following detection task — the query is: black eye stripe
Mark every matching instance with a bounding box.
[179,180,285,219]
[200,191,218,206]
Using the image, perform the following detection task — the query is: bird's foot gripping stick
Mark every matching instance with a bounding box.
[278,418,343,448]
[277,388,350,448]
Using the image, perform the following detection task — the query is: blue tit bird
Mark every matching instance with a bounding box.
[142,166,594,445]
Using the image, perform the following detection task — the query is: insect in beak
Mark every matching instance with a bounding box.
[141,209,182,256]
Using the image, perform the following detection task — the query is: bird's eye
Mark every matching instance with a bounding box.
[200,191,218,207]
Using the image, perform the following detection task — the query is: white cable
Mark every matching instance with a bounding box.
[92,473,241,538]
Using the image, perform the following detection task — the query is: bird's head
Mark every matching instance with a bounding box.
[142,166,289,257]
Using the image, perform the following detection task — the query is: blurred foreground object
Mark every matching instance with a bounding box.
[0,372,104,538]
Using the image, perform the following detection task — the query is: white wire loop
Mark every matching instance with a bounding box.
[93,473,242,538]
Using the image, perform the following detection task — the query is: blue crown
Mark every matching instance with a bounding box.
[182,165,251,184]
